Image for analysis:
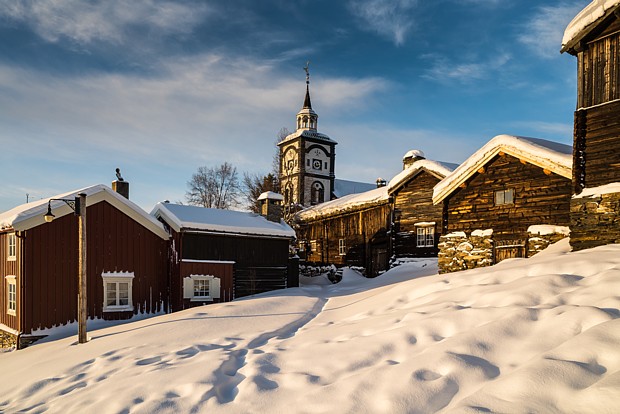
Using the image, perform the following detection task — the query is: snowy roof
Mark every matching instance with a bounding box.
[573,182,620,199]
[151,203,295,238]
[562,0,620,53]
[388,159,458,195]
[278,129,337,145]
[0,184,169,239]
[433,134,573,205]
[333,179,377,198]
[296,186,389,221]
[257,191,284,201]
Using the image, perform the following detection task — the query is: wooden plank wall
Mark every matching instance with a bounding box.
[445,154,571,240]
[180,233,290,299]
[22,201,169,334]
[0,231,20,332]
[578,20,620,109]
[300,203,391,272]
[393,171,443,257]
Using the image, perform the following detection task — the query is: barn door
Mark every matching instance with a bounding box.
[494,240,525,263]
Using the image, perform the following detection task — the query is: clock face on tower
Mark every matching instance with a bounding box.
[312,159,322,170]
[284,150,296,172]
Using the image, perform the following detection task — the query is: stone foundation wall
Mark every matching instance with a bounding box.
[0,329,18,349]
[438,231,494,274]
[570,191,620,251]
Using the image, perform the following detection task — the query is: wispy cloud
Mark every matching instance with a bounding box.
[510,121,574,137]
[0,0,210,45]
[0,54,389,170]
[347,0,419,46]
[518,2,585,59]
[422,53,512,84]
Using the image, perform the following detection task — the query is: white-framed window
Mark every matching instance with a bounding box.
[416,227,435,248]
[102,272,134,312]
[338,239,346,255]
[6,275,16,316]
[7,233,16,261]
[495,188,515,206]
[310,240,317,252]
[183,275,221,302]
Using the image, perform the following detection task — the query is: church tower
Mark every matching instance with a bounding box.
[278,64,337,209]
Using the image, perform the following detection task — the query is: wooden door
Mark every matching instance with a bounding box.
[494,240,525,263]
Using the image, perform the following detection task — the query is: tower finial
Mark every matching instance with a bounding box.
[303,61,310,85]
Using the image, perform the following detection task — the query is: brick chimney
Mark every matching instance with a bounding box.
[258,191,284,223]
[112,167,129,199]
[402,149,426,170]
[376,177,387,188]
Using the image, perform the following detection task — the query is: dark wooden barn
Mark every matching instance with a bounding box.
[562,1,620,250]
[0,184,170,347]
[433,135,573,273]
[387,151,457,261]
[151,197,296,311]
[295,187,391,276]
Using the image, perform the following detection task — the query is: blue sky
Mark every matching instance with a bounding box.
[0,0,588,212]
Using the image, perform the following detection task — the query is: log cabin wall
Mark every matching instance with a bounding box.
[299,203,390,275]
[573,15,620,191]
[444,154,571,240]
[21,201,169,334]
[392,171,443,258]
[180,232,290,299]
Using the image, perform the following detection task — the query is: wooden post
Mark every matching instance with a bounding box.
[78,193,88,344]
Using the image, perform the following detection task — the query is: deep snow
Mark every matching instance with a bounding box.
[1,240,619,413]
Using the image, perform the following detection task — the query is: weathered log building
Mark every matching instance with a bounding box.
[0,184,170,348]
[562,0,620,250]
[388,150,457,260]
[295,152,455,275]
[151,192,296,310]
[433,135,573,273]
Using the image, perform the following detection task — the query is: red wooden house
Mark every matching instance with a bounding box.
[0,184,170,348]
[151,195,296,311]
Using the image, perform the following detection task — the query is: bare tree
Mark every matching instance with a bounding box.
[273,127,290,179]
[186,162,241,209]
[243,172,278,213]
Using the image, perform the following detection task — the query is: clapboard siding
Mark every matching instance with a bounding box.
[445,154,571,239]
[21,201,169,334]
[0,231,21,332]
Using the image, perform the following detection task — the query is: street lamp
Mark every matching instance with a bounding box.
[44,193,88,344]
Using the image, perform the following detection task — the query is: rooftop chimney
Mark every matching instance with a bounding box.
[112,167,129,199]
[258,191,284,223]
[402,149,426,170]
[376,177,387,188]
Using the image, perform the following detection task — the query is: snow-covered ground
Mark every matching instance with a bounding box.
[1,240,619,413]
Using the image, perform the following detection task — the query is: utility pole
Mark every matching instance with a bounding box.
[78,193,87,344]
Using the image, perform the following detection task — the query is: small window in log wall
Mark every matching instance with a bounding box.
[339,239,346,255]
[495,189,515,206]
[416,227,435,247]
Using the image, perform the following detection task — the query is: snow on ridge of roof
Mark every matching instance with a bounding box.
[296,186,389,221]
[433,134,573,205]
[0,184,169,239]
[151,203,295,238]
[387,159,458,194]
[278,129,337,145]
[562,0,620,51]
[257,191,284,201]
[333,179,377,198]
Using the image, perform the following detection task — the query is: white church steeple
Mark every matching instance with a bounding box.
[296,61,318,131]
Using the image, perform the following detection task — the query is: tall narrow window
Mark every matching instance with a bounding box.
[7,233,16,261]
[495,189,515,206]
[102,272,134,312]
[6,276,16,316]
[416,227,435,247]
[311,182,325,205]
[339,239,346,255]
